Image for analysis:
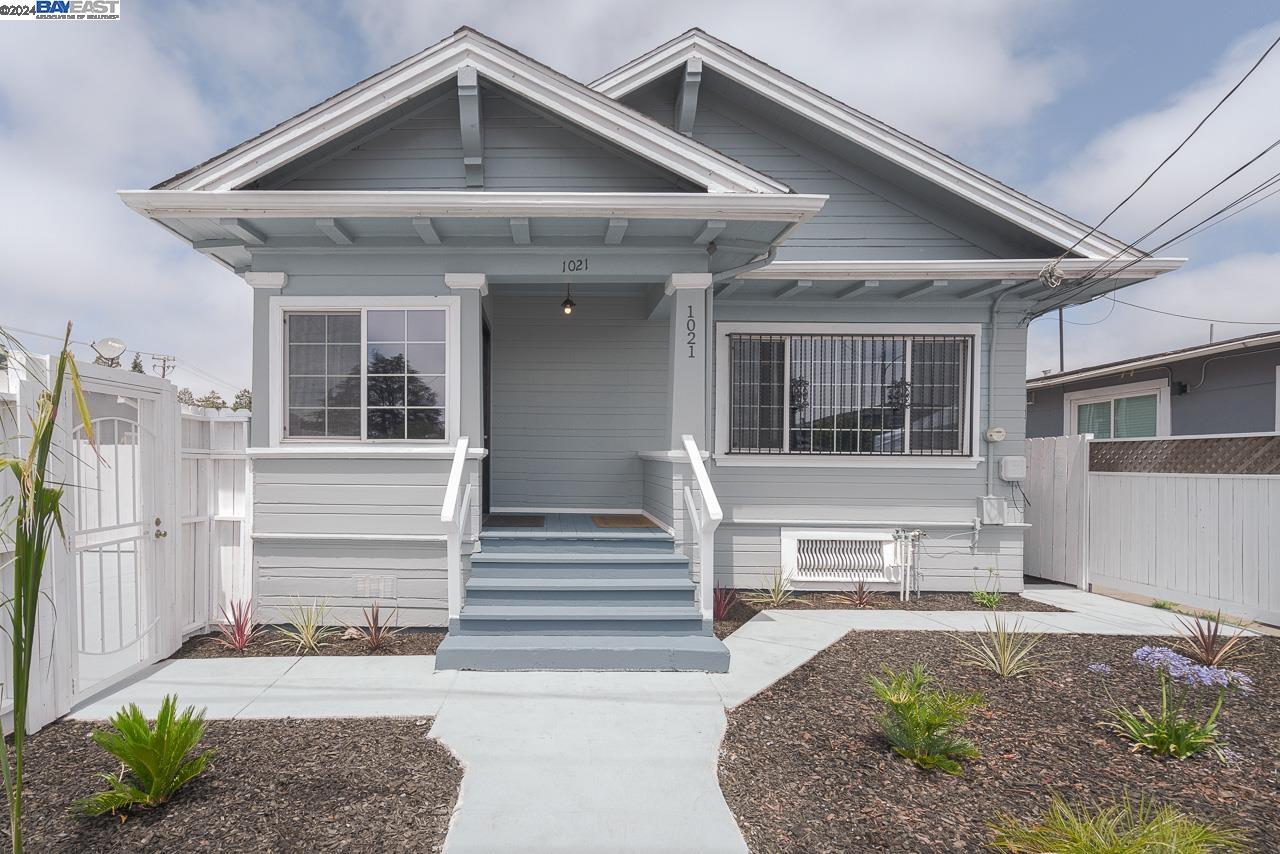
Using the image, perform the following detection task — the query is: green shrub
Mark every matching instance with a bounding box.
[970,590,1002,609]
[989,793,1248,852]
[742,571,797,609]
[1101,646,1251,760]
[77,695,213,815]
[275,598,339,654]
[868,664,982,775]
[954,616,1052,678]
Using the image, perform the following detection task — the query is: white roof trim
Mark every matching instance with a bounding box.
[737,257,1185,281]
[1028,331,1280,389]
[159,28,789,196]
[593,30,1138,260]
[119,190,827,222]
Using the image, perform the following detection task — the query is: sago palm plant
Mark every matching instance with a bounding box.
[76,694,213,815]
[0,325,95,853]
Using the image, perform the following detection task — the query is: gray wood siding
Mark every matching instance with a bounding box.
[252,456,481,538]
[281,88,683,192]
[254,540,449,626]
[624,86,993,261]
[489,292,669,510]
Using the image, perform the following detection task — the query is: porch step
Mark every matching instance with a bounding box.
[466,576,695,607]
[469,551,692,580]
[434,634,729,672]
[452,604,705,636]
[479,535,674,553]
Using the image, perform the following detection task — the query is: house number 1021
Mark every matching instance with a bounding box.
[561,258,588,273]
[686,306,697,357]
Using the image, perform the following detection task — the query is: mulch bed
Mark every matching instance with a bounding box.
[719,631,1280,852]
[21,717,461,852]
[171,627,446,659]
[714,592,1064,640]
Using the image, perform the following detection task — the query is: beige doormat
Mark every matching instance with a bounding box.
[483,514,546,528]
[591,514,658,529]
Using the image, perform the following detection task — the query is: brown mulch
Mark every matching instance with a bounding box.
[718,632,1280,853]
[714,592,1065,640]
[171,628,446,659]
[21,717,461,852]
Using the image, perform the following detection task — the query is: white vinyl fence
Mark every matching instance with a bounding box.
[1026,434,1280,625]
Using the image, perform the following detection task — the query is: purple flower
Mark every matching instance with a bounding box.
[1132,646,1251,691]
[1088,663,1113,676]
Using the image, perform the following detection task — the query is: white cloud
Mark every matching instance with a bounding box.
[343,0,1076,150]
[1028,253,1280,377]
[1039,24,1280,248]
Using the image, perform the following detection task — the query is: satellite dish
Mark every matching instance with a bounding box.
[91,337,127,360]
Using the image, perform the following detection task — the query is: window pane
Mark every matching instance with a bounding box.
[327,314,359,343]
[407,375,445,407]
[327,408,360,437]
[367,374,405,407]
[407,310,446,342]
[367,310,405,342]
[728,337,784,452]
[909,338,968,453]
[1076,401,1112,438]
[368,343,406,372]
[367,408,405,440]
[288,408,326,436]
[405,343,446,375]
[407,409,445,440]
[1114,394,1158,438]
[288,315,325,343]
[288,343,326,375]
[285,312,360,438]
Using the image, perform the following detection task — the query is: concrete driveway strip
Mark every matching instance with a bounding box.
[431,670,747,854]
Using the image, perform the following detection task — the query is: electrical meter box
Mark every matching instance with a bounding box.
[999,455,1027,481]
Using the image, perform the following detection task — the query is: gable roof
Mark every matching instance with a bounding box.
[155,27,790,195]
[592,29,1141,261]
[1027,329,1280,389]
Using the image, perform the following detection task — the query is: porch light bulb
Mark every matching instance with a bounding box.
[561,284,575,316]
[92,337,127,360]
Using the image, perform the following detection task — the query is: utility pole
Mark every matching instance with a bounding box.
[151,354,176,379]
[1058,307,1065,373]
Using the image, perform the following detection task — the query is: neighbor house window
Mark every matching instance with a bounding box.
[1073,393,1158,438]
[284,308,447,441]
[727,333,973,455]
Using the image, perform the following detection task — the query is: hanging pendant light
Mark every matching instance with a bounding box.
[561,283,576,316]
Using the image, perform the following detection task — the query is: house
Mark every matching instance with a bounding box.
[1027,330,1280,439]
[120,27,1182,671]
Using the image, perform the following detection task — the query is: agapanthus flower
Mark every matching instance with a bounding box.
[1132,646,1252,691]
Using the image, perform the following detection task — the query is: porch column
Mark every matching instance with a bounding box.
[666,273,713,449]
[444,273,487,444]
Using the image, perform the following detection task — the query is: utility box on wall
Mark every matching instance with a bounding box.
[1000,455,1027,481]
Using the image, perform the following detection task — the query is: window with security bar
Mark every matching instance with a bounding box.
[728,333,973,455]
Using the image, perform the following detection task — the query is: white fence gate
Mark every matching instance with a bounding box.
[1024,435,1089,588]
[1,353,251,732]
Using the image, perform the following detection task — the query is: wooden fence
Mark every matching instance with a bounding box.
[1026,434,1280,625]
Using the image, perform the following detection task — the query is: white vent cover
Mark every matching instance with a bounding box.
[355,575,397,599]
[781,529,900,583]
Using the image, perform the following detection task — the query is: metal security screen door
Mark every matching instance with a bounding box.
[69,374,175,699]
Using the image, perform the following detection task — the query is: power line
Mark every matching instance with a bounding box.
[1107,297,1280,325]
[1163,176,1280,249]
[1054,31,1280,260]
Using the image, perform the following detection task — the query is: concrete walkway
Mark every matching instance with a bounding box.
[69,587,1214,852]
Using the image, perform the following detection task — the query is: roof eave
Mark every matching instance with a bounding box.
[1028,330,1280,389]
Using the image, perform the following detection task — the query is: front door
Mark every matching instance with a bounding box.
[69,375,173,699]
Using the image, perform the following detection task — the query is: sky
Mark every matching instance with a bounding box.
[1,0,1278,393]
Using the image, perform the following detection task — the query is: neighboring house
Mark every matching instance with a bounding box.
[120,28,1181,670]
[1027,330,1280,439]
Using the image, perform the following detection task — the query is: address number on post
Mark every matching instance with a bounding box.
[686,305,697,357]
[561,258,589,273]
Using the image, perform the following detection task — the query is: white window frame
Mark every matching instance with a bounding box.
[713,321,983,468]
[268,295,461,447]
[1062,377,1171,439]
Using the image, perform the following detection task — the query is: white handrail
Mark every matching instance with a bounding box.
[441,436,470,623]
[681,434,722,622]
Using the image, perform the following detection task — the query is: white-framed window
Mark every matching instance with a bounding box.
[268,296,459,445]
[715,322,981,463]
[1062,378,1170,439]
